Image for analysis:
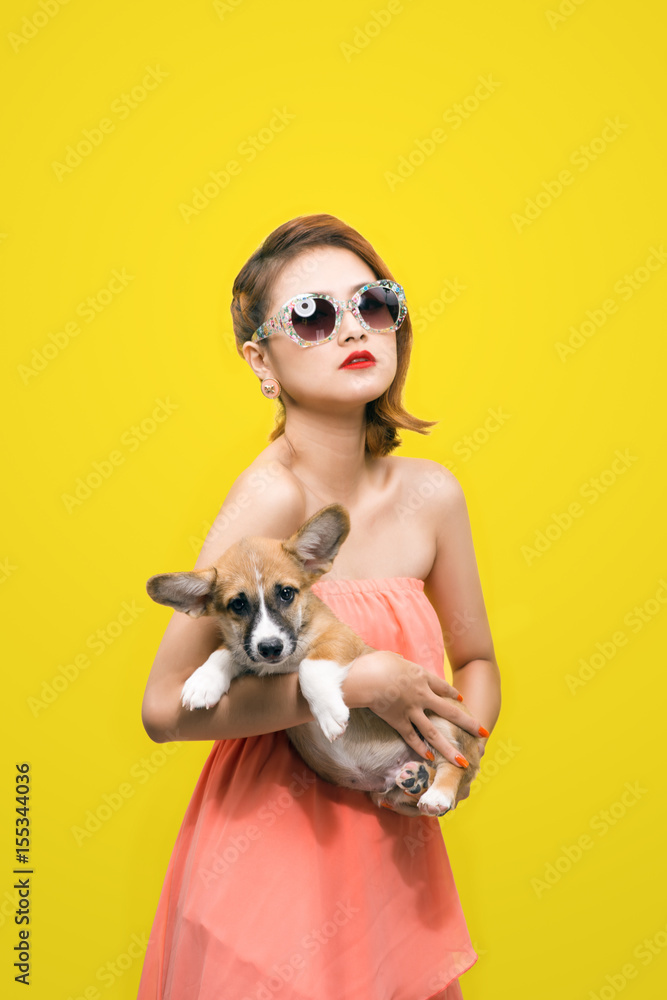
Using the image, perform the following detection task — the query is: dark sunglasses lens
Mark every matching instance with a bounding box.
[359,285,401,329]
[290,297,336,342]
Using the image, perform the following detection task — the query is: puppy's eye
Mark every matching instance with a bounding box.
[279,587,295,603]
[229,596,247,613]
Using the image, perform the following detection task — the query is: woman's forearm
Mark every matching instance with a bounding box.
[141,594,320,743]
[146,649,382,744]
[144,651,500,745]
[144,671,316,743]
[451,658,502,734]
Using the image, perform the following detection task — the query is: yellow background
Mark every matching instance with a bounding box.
[2,0,666,997]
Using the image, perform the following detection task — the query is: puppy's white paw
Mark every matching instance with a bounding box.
[317,703,350,742]
[298,657,350,741]
[181,664,228,710]
[417,785,456,817]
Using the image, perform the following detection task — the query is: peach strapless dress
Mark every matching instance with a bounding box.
[137,577,477,1000]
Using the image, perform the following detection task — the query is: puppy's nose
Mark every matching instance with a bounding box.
[257,639,284,661]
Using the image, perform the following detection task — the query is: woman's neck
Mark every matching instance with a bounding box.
[275,408,372,503]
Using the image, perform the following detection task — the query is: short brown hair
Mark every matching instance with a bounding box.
[230,213,437,457]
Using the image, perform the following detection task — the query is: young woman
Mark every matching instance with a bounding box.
[138,213,501,1000]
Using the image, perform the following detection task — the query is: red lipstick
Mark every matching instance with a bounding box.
[340,350,376,369]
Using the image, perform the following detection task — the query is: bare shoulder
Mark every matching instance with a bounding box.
[384,455,465,510]
[374,457,467,578]
[194,457,307,568]
[226,456,307,535]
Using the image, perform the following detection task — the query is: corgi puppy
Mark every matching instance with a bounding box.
[146,504,482,817]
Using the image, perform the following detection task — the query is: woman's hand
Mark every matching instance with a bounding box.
[342,651,488,769]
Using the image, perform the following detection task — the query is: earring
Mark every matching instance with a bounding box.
[261,377,281,398]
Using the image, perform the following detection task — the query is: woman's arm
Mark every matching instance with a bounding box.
[450,659,501,735]
[341,649,489,766]
[337,463,501,771]
[141,464,313,743]
[423,462,502,735]
[141,614,317,743]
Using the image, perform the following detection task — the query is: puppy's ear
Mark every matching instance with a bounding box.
[282,503,351,577]
[146,568,217,618]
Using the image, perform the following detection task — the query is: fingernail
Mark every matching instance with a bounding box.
[425,751,435,761]
[478,726,489,738]
[455,754,469,768]
[457,694,463,702]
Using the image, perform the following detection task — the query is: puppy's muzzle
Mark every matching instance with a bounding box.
[257,637,285,663]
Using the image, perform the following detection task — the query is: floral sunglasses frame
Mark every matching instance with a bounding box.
[250,279,408,348]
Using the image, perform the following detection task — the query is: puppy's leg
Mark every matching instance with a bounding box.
[369,790,422,817]
[181,648,235,710]
[298,658,350,742]
[417,762,466,816]
[419,716,481,816]
[416,714,479,816]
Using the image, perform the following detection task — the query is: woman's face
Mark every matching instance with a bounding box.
[243,246,398,412]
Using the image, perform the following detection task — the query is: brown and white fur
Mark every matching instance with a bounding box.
[146,504,482,817]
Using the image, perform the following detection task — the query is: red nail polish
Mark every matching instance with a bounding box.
[425,751,435,762]
[478,726,489,738]
[457,694,463,702]
[455,754,469,768]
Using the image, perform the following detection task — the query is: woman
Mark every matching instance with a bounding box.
[138,213,501,999]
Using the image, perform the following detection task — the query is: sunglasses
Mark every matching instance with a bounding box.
[250,279,407,348]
